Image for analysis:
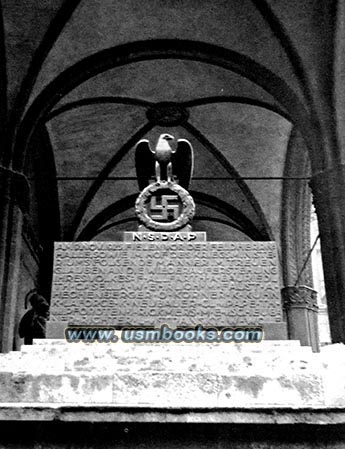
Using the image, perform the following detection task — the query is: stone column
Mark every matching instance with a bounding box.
[0,167,27,352]
[282,285,319,352]
[310,164,345,343]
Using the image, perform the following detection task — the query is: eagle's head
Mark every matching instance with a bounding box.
[158,134,174,144]
[155,134,175,158]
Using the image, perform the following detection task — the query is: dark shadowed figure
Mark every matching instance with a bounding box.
[19,290,49,344]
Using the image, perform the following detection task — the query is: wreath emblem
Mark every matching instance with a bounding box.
[135,181,195,231]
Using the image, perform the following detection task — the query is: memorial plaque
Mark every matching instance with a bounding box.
[50,241,284,328]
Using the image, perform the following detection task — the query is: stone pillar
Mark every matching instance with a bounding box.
[0,167,27,352]
[310,165,345,343]
[282,286,319,352]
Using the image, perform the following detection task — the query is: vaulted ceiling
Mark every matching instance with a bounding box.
[1,0,342,248]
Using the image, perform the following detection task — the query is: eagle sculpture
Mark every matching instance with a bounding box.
[135,134,193,191]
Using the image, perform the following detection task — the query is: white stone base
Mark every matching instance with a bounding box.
[0,340,344,409]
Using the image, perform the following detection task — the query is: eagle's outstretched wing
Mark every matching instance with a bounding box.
[171,139,194,190]
[135,139,155,191]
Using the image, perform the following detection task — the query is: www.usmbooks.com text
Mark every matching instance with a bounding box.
[65,325,263,343]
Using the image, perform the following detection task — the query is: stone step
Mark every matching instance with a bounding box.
[0,340,315,376]
[22,338,309,356]
[0,352,317,376]
[0,368,324,408]
[33,338,304,348]
[1,341,343,409]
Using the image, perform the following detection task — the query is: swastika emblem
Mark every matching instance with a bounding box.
[135,180,195,231]
[149,195,180,221]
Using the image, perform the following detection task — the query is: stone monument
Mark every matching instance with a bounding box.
[2,134,340,447]
[47,133,287,339]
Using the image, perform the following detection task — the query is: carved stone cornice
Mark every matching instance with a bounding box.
[282,285,318,311]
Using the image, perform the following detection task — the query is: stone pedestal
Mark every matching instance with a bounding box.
[0,339,335,407]
[282,285,319,352]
